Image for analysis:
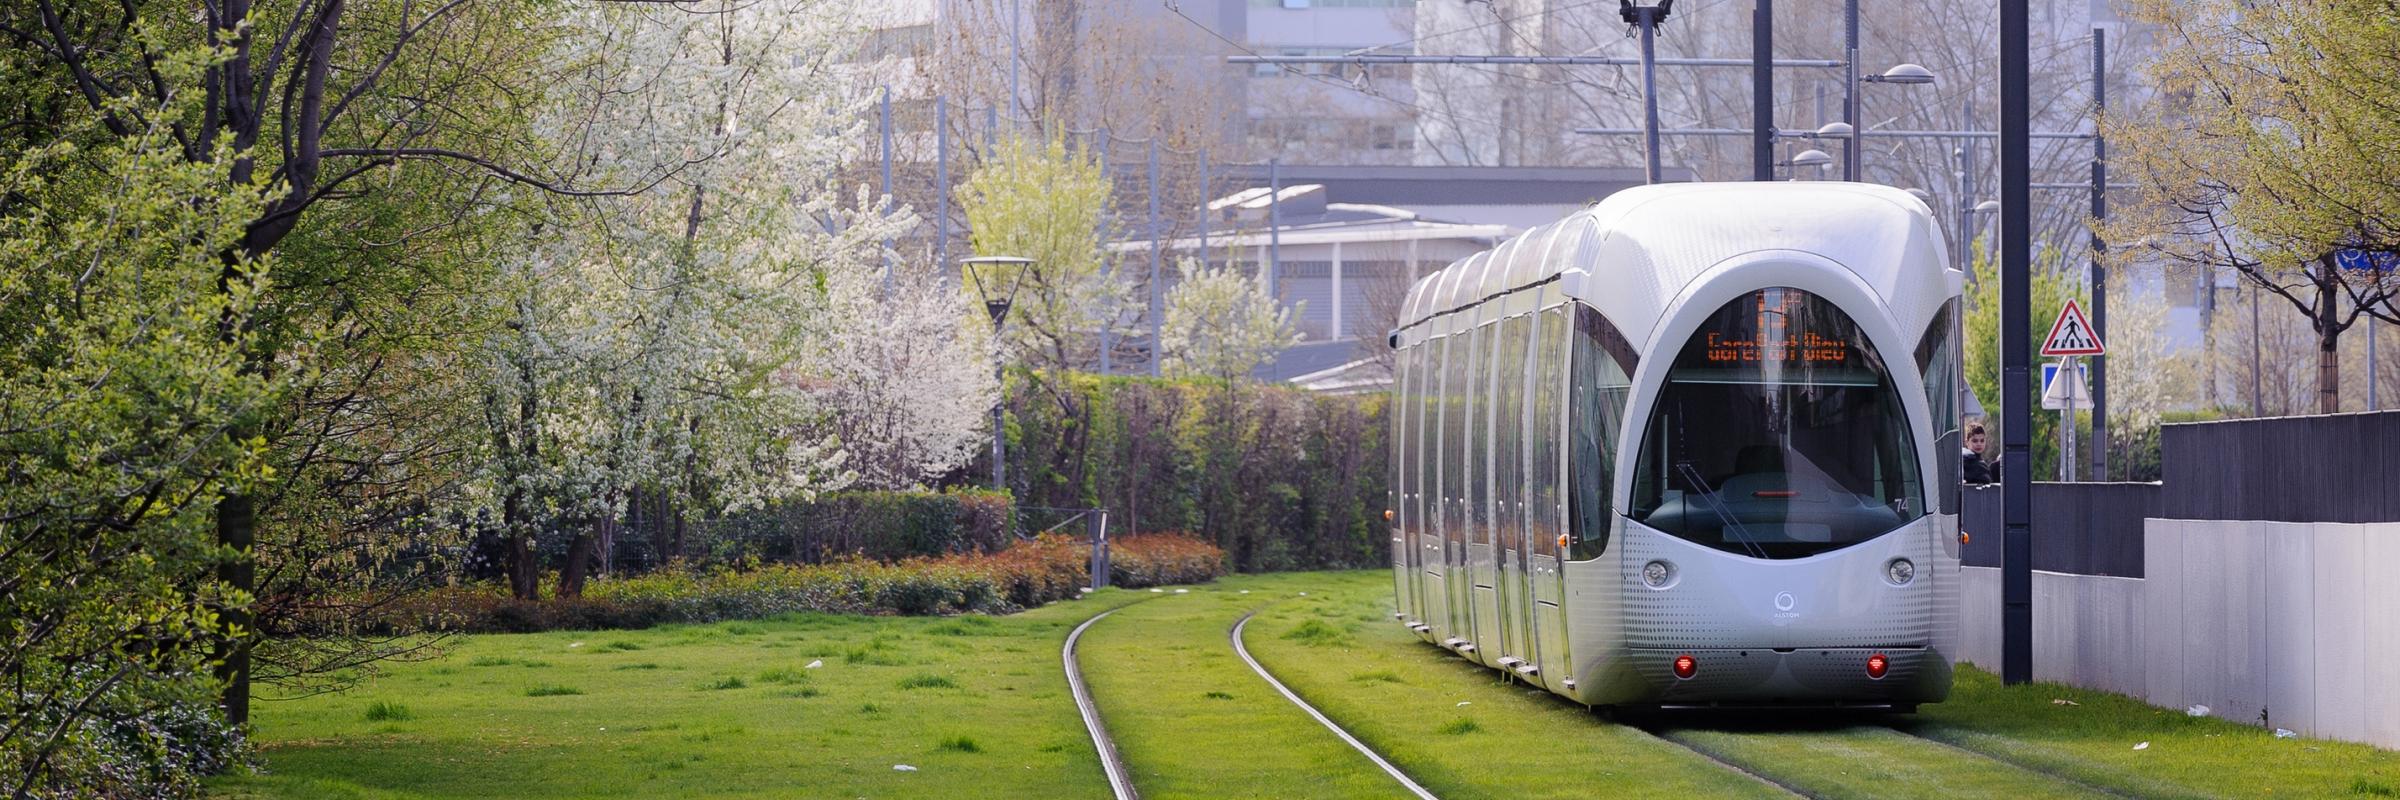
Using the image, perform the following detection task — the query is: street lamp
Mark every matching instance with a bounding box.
[1865,63,1938,86]
[1846,62,1938,180]
[963,256,1032,493]
[1957,199,2000,274]
[1780,148,1833,180]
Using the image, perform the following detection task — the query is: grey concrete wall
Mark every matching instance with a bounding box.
[1957,519,2400,750]
[2145,519,2400,748]
[1954,566,2144,699]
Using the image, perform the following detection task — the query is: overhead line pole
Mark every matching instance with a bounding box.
[2089,27,2110,482]
[2001,0,2034,686]
[1842,0,1860,181]
[1631,0,1672,185]
[1754,0,1774,181]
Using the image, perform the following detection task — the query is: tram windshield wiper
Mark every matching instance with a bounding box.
[1677,462,1768,560]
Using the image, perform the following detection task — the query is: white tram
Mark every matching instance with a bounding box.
[1387,182,1965,709]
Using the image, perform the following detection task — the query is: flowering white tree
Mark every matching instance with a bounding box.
[1161,258,1303,381]
[477,0,909,598]
[800,260,998,490]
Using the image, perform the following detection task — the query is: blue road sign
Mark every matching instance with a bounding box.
[2040,362,2088,394]
[2336,249,2395,272]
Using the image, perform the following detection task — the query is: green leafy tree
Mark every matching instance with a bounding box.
[0,48,271,795]
[1964,243,2086,481]
[954,134,1128,369]
[2108,0,2400,414]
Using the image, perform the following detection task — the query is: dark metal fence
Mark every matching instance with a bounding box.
[1958,410,2400,578]
[1960,482,2158,577]
[2159,410,2400,524]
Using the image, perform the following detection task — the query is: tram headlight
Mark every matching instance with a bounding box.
[1885,558,1916,586]
[1642,560,1675,588]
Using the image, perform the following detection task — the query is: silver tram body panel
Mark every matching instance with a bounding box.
[1388,182,1965,708]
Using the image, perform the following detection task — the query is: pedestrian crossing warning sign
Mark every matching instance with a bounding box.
[2040,300,2106,356]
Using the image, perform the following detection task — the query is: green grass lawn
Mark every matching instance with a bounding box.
[209,589,1157,799]
[213,569,2400,799]
[1074,575,1411,799]
[1233,572,1789,799]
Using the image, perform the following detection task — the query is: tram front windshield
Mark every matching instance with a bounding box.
[1629,288,1924,559]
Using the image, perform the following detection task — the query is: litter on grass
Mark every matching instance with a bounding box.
[805,660,823,669]
[2187,704,2211,717]
[1174,589,1189,594]
[2275,728,2298,739]
[893,765,918,772]
[2051,698,2080,706]
[2133,742,2150,751]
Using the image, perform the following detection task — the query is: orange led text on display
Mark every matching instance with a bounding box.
[1702,292,1850,364]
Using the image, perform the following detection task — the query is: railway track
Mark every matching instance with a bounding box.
[1876,724,2147,800]
[1618,721,1812,798]
[1063,604,1144,800]
[1230,610,1441,800]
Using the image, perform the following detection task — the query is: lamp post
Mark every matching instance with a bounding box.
[1622,0,1676,184]
[964,256,1032,494]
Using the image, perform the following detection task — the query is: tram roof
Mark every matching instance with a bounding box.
[1395,181,1954,337]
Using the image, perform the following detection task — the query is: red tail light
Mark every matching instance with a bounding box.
[1866,653,1889,680]
[1672,654,1697,680]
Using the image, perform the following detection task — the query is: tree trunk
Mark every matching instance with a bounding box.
[505,535,539,600]
[2319,260,2342,414]
[2322,328,2341,414]
[558,527,596,598]
[214,492,255,728]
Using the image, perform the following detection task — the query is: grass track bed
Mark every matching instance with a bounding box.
[1075,574,1409,799]
[1654,723,2110,799]
[1238,572,1788,799]
[209,591,1156,799]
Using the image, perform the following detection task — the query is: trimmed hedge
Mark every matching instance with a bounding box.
[701,489,1013,565]
[383,532,1223,634]
[999,371,1388,572]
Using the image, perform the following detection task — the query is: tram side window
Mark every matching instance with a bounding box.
[1915,300,1963,514]
[1395,345,1414,537]
[1416,342,1435,545]
[1459,321,1478,545]
[1498,312,1530,555]
[1569,304,1634,561]
[1441,332,1464,542]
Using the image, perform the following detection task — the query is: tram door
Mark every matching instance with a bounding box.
[1495,310,1535,672]
[1525,304,1568,687]
[1426,331,1457,643]
[1461,322,1493,655]
[1412,341,1441,637]
[1391,347,1419,627]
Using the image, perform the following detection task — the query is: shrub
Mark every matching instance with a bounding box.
[1001,371,1388,571]
[377,532,1225,634]
[701,489,1014,565]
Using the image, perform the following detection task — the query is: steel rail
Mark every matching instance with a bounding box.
[1064,606,1141,800]
[1230,611,1440,800]
[1618,722,1811,798]
[1878,724,2138,799]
